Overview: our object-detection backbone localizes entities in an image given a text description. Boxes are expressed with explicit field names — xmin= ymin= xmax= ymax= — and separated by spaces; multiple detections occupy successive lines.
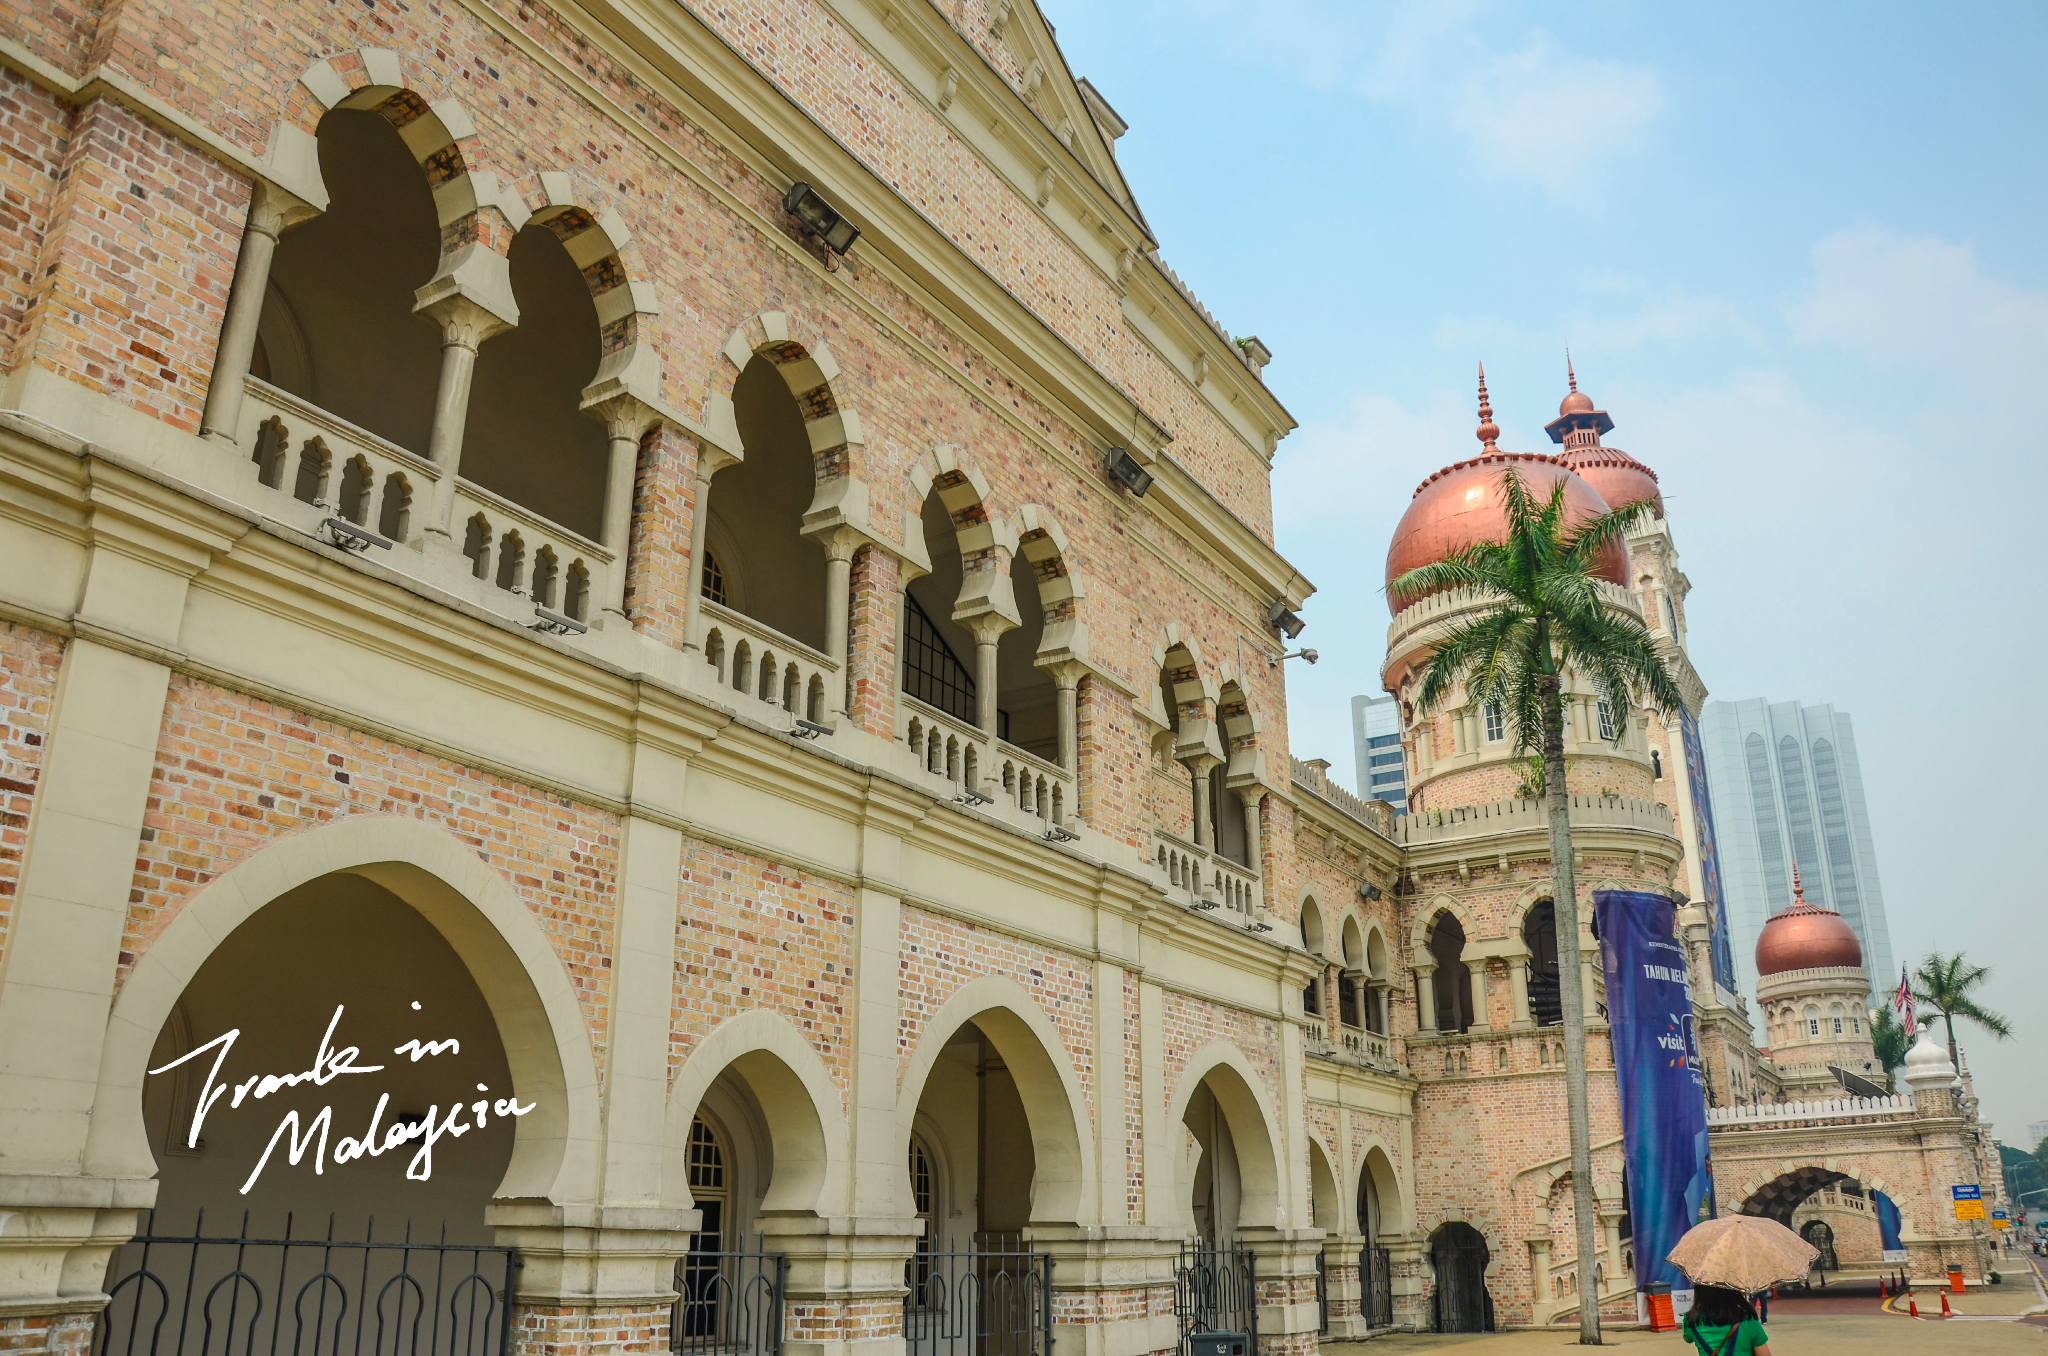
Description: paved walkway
xmin=1325 ymin=1313 xmax=2044 ymax=1353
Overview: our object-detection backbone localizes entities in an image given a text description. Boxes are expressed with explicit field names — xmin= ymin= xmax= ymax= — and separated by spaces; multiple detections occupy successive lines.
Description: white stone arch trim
xmin=1358 ymin=918 xmax=1393 ymax=981
xmin=1305 ymin=1128 xmax=1343 ymax=1234
xmin=1350 ymin=1134 xmax=1410 ymax=1238
xmin=1410 ymin=894 xmax=1479 ymax=962
xmin=499 ymin=171 xmax=666 ymax=405
xmin=1297 ymin=889 xmax=1327 ymax=958
xmin=664 ymin=1010 xmax=849 ymax=1216
xmin=269 ymin=48 xmax=525 ymax=327
xmin=894 ymin=974 xmax=1094 ymax=1227
xmin=85 ymin=814 xmax=603 ymax=1205
xmin=1166 ymin=1041 xmax=1287 ymax=1232
xmin=1339 ymin=914 xmax=1366 ymax=971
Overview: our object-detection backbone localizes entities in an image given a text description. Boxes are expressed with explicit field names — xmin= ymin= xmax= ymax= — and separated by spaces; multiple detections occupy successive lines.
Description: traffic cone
xmin=1909 ymin=1295 xmax=1920 ymax=1318
xmin=1941 ymin=1291 xmax=1952 ymax=1318
xmin=1879 ymin=1277 xmax=1888 ymax=1298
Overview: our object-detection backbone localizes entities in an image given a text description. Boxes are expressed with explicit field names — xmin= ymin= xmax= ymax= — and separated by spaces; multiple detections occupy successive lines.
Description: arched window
xmin=1483 ymin=701 xmax=1505 ymax=743
xmin=908 ymin=1134 xmax=938 ymax=1299
xmin=1804 ymin=1005 xmax=1821 ymax=1037
xmin=905 ymin=490 xmax=993 ymax=732
xmin=461 ymin=221 xmax=609 ymax=537
xmin=1596 ymin=700 xmax=1617 ymax=742
xmin=1829 ymin=1003 xmax=1844 ymax=1035
xmin=257 ymin=108 xmax=442 ymax=454
xmin=996 ymin=548 xmax=1058 ymax=761
xmin=1430 ymin=913 xmax=1471 ymax=1033
xmin=676 ymin=1114 xmax=731 ymax=1341
xmin=702 ymin=356 xmax=829 ymax=649
xmin=1651 ymin=749 xmax=1663 ymax=779
xmin=1522 ymin=901 xmax=1562 ymax=1027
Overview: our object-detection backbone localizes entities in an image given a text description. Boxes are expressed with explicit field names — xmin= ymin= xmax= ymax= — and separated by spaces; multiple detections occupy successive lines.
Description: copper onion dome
xmin=1754 ymin=867 xmax=1864 ymax=977
xmin=1384 ymin=366 xmax=1629 ymax=614
xmin=1544 ymin=359 xmax=1664 ymax=517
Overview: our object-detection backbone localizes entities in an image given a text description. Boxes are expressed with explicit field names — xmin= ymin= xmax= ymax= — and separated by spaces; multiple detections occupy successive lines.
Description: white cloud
xmin=1179 ymin=0 xmax=1664 ymax=193
xmin=1787 ymin=224 xmax=2048 ymax=391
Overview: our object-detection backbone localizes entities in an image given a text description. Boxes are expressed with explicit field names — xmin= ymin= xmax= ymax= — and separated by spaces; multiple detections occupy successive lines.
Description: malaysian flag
xmin=1893 ymin=965 xmax=1916 ymax=1036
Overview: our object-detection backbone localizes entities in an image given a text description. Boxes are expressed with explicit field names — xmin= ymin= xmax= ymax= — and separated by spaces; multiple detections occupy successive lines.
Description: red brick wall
xmin=0 ymin=70 xmax=68 ymax=374
xmin=13 ymin=97 xmax=245 ymax=433
xmin=125 ymin=677 xmax=622 ymax=1071
xmin=670 ymin=841 xmax=855 ymax=1093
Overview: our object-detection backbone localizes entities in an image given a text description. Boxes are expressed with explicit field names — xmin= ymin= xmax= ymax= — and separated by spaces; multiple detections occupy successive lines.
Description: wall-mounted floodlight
xmin=1248 ymin=919 xmax=1274 ymax=934
xmin=794 ymin=718 xmax=833 ymax=740
xmin=782 ymin=182 xmax=862 ymax=254
xmin=1267 ymin=601 xmax=1305 ymax=639
xmin=955 ymin=787 xmax=994 ymax=807
xmin=1105 ymin=447 xmax=1153 ymax=496
xmin=1189 ymin=897 xmax=1220 ymax=911
xmin=1360 ymin=882 xmax=1383 ymax=901
xmin=322 ymin=518 xmax=392 ymax=553
xmin=1270 ymin=648 xmax=1317 ymax=668
xmin=529 ymin=606 xmax=588 ymax=636
xmin=1044 ymin=823 xmax=1079 ymax=844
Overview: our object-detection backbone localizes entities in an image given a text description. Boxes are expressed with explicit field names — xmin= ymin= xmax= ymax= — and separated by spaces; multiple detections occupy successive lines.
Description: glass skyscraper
xmin=1699 ymin=698 xmax=1896 ymax=1001
xmin=1351 ymin=693 xmax=1407 ymax=809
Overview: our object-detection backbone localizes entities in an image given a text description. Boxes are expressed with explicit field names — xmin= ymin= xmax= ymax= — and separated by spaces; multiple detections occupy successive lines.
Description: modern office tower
xmin=1700 ymin=699 xmax=1896 ymax=1002
xmin=1352 ymin=693 xmax=1407 ymax=807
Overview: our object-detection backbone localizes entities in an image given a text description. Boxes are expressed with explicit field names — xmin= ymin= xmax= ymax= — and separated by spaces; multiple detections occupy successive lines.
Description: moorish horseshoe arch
xmin=1352 ymin=1135 xmax=1408 ymax=1237
xmin=663 ymin=1009 xmax=849 ymax=1216
xmin=85 ymin=814 xmax=605 ymax=1206
xmin=1166 ymin=1041 xmax=1288 ymax=1232
xmin=893 ymin=973 xmax=1094 ymax=1227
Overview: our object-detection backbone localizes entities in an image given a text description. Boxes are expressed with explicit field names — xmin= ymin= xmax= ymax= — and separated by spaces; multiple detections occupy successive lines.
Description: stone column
xmin=1414 ymin=963 xmax=1438 ymax=1034
xmin=964 ymin=613 xmax=1014 ymax=739
xmin=416 ymin=294 xmax=514 ymax=542
xmin=1509 ymin=953 xmax=1534 ymax=1029
xmin=1238 ymin=1227 xmax=1326 ymax=1356
xmin=1188 ymin=755 xmax=1219 ymax=849
xmin=1241 ymin=791 xmax=1265 ymax=877
xmin=1052 ymin=665 xmax=1080 ymax=772
xmin=679 ymin=441 xmax=741 ymax=651
xmin=580 ymin=387 xmax=661 ymax=624
xmin=1377 ymin=986 xmax=1392 ymax=1037
xmin=1469 ymin=964 xmax=1491 ymax=1033
xmin=1581 ymin=951 xmax=1601 ymax=1020
xmin=816 ymin=528 xmax=862 ymax=718
xmin=200 ymin=180 xmax=316 ymax=445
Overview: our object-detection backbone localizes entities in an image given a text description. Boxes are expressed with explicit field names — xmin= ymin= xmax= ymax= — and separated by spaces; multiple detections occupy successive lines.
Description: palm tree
xmin=1912 ymin=952 xmax=2012 ymax=1069
xmin=1390 ymin=464 xmax=1683 ymax=1345
xmin=1868 ymin=1004 xmax=1910 ymax=1088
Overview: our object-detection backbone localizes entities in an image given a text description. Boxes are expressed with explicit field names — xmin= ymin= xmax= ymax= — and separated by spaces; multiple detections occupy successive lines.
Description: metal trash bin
xmin=1187 ymin=1333 xmax=1249 ymax=1356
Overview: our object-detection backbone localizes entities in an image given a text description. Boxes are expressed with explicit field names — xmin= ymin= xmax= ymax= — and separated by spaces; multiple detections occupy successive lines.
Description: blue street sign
xmin=1953 ymin=1184 xmax=1983 ymax=1200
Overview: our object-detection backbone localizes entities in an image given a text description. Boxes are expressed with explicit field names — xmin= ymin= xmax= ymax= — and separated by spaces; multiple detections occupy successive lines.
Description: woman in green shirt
xmin=1681 ymin=1285 xmax=1771 ymax=1356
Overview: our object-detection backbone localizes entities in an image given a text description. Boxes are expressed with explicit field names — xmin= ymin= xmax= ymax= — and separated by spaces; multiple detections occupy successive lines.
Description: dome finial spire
xmin=1475 ymin=363 xmax=1500 ymax=451
xmin=1567 ymin=348 xmax=1578 ymax=393
xmin=1791 ymin=863 xmax=1806 ymax=905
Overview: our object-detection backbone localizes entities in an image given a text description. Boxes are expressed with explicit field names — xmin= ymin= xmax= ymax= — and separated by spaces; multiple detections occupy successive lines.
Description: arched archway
xmin=893 ymin=976 xmax=1093 ymax=1232
xmin=1521 ymin=899 xmax=1562 ymax=1026
xmin=663 ymin=1010 xmax=849 ymax=1219
xmin=1307 ymin=1136 xmax=1340 ymax=1234
xmin=1428 ymin=1222 xmax=1492 ymax=1332
xmin=1170 ymin=1046 xmax=1285 ymax=1239
xmin=702 ymin=352 xmax=831 ymax=650
xmin=1428 ymin=912 xmax=1473 ymax=1033
xmin=1739 ymin=1165 xmax=1854 ymax=1225
xmin=1357 ymin=1145 xmax=1399 ymax=1328
xmin=91 ymin=816 xmax=603 ymax=1208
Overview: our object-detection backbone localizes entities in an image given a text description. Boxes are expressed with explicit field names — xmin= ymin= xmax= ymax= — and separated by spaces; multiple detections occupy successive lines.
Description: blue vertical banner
xmin=1873 ymin=1190 xmax=1908 ymax=1262
xmin=1678 ymin=708 xmax=1738 ymax=996
xmin=1596 ymin=888 xmax=1714 ymax=1319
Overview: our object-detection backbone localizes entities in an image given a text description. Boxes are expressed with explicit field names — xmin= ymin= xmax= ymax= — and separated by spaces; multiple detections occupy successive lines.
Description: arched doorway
xmin=140 ymin=872 xmax=517 ymax=1237
xmin=1428 ymin=1223 xmax=1491 ymax=1332
xmin=1357 ymin=1151 xmax=1393 ymax=1328
xmin=1522 ymin=900 xmax=1562 ymax=1026
xmin=1802 ymin=1219 xmax=1838 ymax=1272
xmin=107 ymin=870 xmax=536 ymax=1356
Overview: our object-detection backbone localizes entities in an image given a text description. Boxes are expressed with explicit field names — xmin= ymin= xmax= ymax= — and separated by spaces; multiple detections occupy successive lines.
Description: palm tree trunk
xmin=1540 ymin=672 xmax=1602 ymax=1344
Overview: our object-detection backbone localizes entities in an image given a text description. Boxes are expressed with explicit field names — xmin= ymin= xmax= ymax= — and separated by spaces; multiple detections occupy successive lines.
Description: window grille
xmin=1664 ymin=595 xmax=1679 ymax=635
xmin=1483 ymin=702 xmax=1505 ymax=743
xmin=1596 ymin=700 xmax=1616 ymax=742
xmin=903 ymin=593 xmax=978 ymax=725
xmin=702 ymin=548 xmax=729 ymax=606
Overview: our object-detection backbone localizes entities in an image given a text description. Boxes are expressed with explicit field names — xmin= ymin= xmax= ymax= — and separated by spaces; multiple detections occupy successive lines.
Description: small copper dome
xmin=1755 ymin=868 xmax=1864 ymax=976
xmin=1559 ymin=388 xmax=1596 ymax=416
xmin=1384 ymin=452 xmax=1629 ymax=613
xmin=1557 ymin=445 xmax=1664 ymax=519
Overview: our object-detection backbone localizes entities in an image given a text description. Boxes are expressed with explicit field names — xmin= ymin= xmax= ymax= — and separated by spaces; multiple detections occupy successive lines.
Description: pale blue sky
xmin=1045 ymin=2 xmax=2048 ymax=1141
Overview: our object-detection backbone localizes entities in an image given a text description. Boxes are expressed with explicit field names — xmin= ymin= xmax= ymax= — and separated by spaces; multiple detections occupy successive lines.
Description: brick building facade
xmin=0 ymin=0 xmax=2002 ymax=1351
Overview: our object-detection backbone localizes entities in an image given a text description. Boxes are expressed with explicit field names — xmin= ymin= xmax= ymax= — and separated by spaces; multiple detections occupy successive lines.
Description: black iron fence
xmin=671 ymin=1243 xmax=785 ymax=1356
xmin=95 ymin=1212 xmax=519 ymax=1356
xmin=1173 ymin=1243 xmax=1255 ymax=1355
xmin=903 ymin=1235 xmax=1052 ymax=1356
xmin=1313 ymin=1251 xmax=1327 ymax=1335
xmin=1360 ymin=1246 xmax=1392 ymax=1329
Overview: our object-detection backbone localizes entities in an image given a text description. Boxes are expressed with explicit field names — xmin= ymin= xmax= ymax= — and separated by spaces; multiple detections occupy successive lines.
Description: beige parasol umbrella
xmin=1667 ymin=1215 xmax=1821 ymax=1295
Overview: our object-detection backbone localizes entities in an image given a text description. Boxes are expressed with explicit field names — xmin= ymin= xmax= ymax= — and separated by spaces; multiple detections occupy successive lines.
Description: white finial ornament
xmin=1899 ymin=1017 xmax=1959 ymax=1094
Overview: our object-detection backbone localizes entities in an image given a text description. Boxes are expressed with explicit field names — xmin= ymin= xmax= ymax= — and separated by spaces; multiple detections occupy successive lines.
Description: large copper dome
xmin=1557 ymin=446 xmax=1664 ymax=519
xmin=1755 ymin=870 xmax=1864 ymax=976
xmin=1384 ymin=452 xmax=1629 ymax=613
